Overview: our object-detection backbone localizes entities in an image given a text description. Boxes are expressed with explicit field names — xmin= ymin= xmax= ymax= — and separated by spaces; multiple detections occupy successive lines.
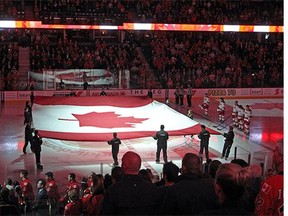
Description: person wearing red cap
xmin=221 ymin=126 xmax=235 ymax=160
xmin=101 ymin=151 xmax=158 ymax=215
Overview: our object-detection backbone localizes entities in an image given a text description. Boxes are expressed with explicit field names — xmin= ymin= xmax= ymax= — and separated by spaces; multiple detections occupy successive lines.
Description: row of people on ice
xmin=232 ymin=100 xmax=252 ymax=135
xmin=198 ymin=94 xmax=252 ymax=135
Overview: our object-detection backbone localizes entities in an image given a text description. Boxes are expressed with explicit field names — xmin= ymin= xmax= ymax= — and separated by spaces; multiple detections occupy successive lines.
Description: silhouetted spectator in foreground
xmin=156 ymin=161 xmax=179 ymax=214
xmin=255 ymin=141 xmax=283 ymax=216
xmin=163 ymin=153 xmax=219 ymax=215
xmin=0 ymin=187 xmax=21 ymax=215
xmin=231 ymin=158 xmax=249 ymax=167
xmin=139 ymin=169 xmax=152 ymax=183
xmin=111 ymin=166 xmax=123 ymax=185
xmin=208 ymin=160 xmax=222 ymax=180
xmin=199 ymin=163 xmax=253 ymax=215
xmin=101 ymin=151 xmax=158 ymax=215
xmin=245 ymin=164 xmax=264 ymax=212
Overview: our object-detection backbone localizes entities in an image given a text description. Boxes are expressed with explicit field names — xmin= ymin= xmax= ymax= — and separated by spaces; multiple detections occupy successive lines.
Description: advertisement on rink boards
xmin=4 ymin=88 xmax=284 ymax=101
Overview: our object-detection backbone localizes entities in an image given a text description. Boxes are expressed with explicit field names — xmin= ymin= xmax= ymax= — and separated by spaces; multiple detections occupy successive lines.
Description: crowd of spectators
xmin=130 ymin=0 xmax=283 ymax=25
xmin=0 ymin=29 xmax=33 ymax=91
xmin=0 ymin=0 xmax=24 ymax=20
xmin=28 ymin=30 xmax=155 ymax=89
xmin=34 ymin=0 xmax=131 ymax=24
xmin=0 ymin=28 xmax=283 ymax=91
xmin=33 ymin=0 xmax=283 ymax=25
xmin=146 ymin=31 xmax=283 ymax=88
xmin=0 ymin=0 xmax=284 ymax=91
xmin=30 ymin=31 xmax=132 ymax=71
xmin=0 ymin=146 xmax=283 ymax=215
xmin=0 ymin=42 xmax=19 ymax=91
xmin=0 ymin=0 xmax=283 ymax=25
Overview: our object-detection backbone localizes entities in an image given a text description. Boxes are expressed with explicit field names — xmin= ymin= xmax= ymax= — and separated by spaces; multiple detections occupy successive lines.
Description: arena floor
xmin=0 ymin=97 xmax=283 ymax=195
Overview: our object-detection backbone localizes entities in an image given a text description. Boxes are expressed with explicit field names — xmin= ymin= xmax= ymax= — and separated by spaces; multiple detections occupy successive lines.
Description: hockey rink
xmin=0 ymin=97 xmax=283 ymax=194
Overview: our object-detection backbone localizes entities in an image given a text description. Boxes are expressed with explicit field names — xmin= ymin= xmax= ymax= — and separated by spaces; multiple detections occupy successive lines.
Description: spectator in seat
xmin=32 ymin=178 xmax=49 ymax=216
xmin=101 ymin=151 xmax=158 ymax=215
xmin=200 ymin=163 xmax=253 ymax=215
xmin=163 ymin=153 xmax=219 ymax=215
xmin=64 ymin=189 xmax=81 ymax=216
xmin=0 ymin=187 xmax=21 ymax=215
xmin=156 ymin=161 xmax=180 ymax=214
xmin=255 ymin=141 xmax=283 ymax=216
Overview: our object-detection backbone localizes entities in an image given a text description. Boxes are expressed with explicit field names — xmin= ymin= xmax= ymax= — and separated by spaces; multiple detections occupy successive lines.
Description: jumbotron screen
xmin=0 ymin=20 xmax=283 ymax=32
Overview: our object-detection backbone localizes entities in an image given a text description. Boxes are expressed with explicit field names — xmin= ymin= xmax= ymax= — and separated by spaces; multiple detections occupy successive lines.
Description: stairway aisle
xmin=135 ymin=47 xmax=162 ymax=88
xmin=18 ymin=47 xmax=30 ymax=89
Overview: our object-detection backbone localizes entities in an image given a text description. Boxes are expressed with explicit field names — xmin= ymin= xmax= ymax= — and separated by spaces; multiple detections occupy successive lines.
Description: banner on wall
xmin=4 ymin=88 xmax=283 ymax=101
xmin=28 ymin=69 xmax=114 ymax=90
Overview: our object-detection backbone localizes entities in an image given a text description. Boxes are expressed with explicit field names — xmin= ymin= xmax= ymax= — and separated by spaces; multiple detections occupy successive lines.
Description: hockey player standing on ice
xmin=199 ymin=93 xmax=210 ymax=116
xmin=244 ymin=105 xmax=252 ymax=135
xmin=232 ymin=101 xmax=239 ymax=126
xmin=217 ymin=98 xmax=226 ymax=123
xmin=237 ymin=105 xmax=245 ymax=131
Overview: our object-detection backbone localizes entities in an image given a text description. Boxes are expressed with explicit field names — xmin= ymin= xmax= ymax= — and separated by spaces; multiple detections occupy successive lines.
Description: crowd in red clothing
xmin=0 ymin=145 xmax=283 ymax=215
xmin=131 ymin=0 xmax=283 ymax=25
xmin=0 ymin=0 xmax=24 ymax=20
xmin=0 ymin=0 xmax=283 ymax=91
xmin=0 ymin=0 xmax=283 ymax=26
xmin=33 ymin=0 xmax=283 ymax=25
xmin=146 ymin=31 xmax=283 ymax=88
xmin=30 ymin=31 xmax=134 ymax=71
xmin=0 ymin=29 xmax=283 ymax=91
xmin=34 ymin=0 xmax=129 ymax=24
xmin=0 ymin=42 xmax=19 ymax=91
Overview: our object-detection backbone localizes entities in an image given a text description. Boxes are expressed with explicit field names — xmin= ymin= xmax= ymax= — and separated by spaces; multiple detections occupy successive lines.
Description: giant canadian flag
xmin=33 ymin=96 xmax=219 ymax=141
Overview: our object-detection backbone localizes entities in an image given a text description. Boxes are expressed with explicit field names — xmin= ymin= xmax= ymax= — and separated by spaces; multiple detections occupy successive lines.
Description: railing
xmin=234 ymin=146 xmax=272 ymax=173
xmin=234 ymin=146 xmax=252 ymax=165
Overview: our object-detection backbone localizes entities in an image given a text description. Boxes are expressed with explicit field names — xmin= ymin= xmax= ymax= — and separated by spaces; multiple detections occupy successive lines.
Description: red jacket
xmin=81 ymin=193 xmax=92 ymax=214
xmin=86 ymin=194 xmax=104 ymax=215
xmin=67 ymin=181 xmax=79 ymax=193
xmin=46 ymin=179 xmax=60 ymax=202
xmin=20 ymin=178 xmax=34 ymax=203
xmin=64 ymin=200 xmax=81 ymax=216
xmin=255 ymin=174 xmax=283 ymax=216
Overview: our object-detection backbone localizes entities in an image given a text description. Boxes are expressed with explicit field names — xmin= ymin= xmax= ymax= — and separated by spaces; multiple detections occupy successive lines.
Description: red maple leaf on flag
xmin=72 ymin=112 xmax=149 ymax=128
